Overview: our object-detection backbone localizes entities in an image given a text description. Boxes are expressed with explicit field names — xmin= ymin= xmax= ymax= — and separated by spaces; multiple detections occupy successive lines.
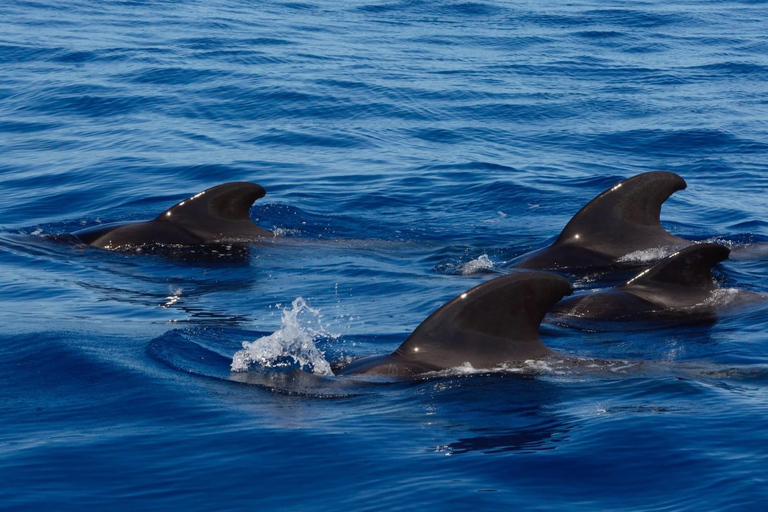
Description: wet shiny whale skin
xmin=512 ymin=172 xmax=693 ymax=270
xmin=73 ymin=182 xmax=272 ymax=250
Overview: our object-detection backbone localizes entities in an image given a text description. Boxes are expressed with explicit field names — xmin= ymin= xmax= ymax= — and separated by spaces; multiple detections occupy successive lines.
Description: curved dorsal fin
xmin=156 ymin=182 xmax=270 ymax=239
xmin=395 ymin=272 xmax=573 ymax=369
xmin=626 ymin=243 xmax=730 ymax=289
xmin=554 ymin=171 xmax=688 ymax=255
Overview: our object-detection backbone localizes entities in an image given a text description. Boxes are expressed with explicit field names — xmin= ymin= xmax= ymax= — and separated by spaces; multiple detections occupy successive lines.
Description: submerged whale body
xmin=73 ymin=182 xmax=272 ymax=250
xmin=513 ymin=171 xmax=693 ymax=270
xmin=335 ymin=272 xmax=573 ymax=377
xmin=551 ymin=243 xmax=731 ymax=321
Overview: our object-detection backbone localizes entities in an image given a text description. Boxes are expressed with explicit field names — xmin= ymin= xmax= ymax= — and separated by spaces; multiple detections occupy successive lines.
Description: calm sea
xmin=2 ymin=0 xmax=768 ymax=509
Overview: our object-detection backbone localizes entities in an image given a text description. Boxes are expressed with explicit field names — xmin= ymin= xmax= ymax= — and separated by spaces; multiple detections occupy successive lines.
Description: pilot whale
xmin=512 ymin=171 xmax=693 ymax=270
xmin=550 ymin=243 xmax=733 ymax=321
xmin=335 ymin=272 xmax=573 ymax=377
xmin=73 ymin=182 xmax=272 ymax=249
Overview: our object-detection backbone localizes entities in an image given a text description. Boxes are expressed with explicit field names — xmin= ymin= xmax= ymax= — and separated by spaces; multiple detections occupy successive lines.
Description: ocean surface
xmin=2 ymin=0 xmax=768 ymax=509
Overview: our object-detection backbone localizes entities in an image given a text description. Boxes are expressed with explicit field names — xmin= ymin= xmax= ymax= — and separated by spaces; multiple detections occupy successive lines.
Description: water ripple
xmin=2 ymin=0 xmax=768 ymax=508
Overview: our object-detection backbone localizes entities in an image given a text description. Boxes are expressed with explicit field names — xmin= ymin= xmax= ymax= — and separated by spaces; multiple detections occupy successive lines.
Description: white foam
xmin=459 ymin=254 xmax=494 ymax=275
xmin=272 ymin=227 xmax=301 ymax=237
xmin=230 ymin=297 xmax=334 ymax=375
xmin=701 ymin=288 xmax=744 ymax=308
xmin=701 ymin=237 xmax=736 ymax=248
xmin=617 ymin=246 xmax=677 ymax=263
xmin=427 ymin=358 xmax=571 ymax=378
xmin=161 ymin=288 xmax=183 ymax=308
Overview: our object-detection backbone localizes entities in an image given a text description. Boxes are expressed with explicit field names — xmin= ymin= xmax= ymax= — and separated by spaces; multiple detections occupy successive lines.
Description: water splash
xmin=161 ymin=287 xmax=183 ymax=309
xmin=272 ymin=227 xmax=303 ymax=237
xmin=459 ymin=254 xmax=495 ymax=275
xmin=231 ymin=298 xmax=334 ymax=375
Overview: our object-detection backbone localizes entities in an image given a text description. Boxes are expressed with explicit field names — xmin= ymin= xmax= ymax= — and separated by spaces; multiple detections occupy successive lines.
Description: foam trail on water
xmin=231 ymin=298 xmax=334 ymax=375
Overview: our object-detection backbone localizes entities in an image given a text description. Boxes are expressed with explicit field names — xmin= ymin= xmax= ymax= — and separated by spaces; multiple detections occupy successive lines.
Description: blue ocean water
xmin=2 ymin=0 xmax=768 ymax=509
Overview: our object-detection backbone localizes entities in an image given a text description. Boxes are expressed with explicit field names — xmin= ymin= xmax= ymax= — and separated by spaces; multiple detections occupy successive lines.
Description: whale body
xmin=550 ymin=243 xmax=732 ymax=321
xmin=73 ymin=182 xmax=272 ymax=250
xmin=512 ymin=171 xmax=693 ymax=270
xmin=335 ymin=272 xmax=573 ymax=377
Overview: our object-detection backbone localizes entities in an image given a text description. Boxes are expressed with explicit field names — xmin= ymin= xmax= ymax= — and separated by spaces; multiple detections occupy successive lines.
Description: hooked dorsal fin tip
xmin=158 ymin=182 xmax=267 ymax=223
xmin=554 ymin=171 xmax=687 ymax=249
xmin=395 ymin=272 xmax=573 ymax=367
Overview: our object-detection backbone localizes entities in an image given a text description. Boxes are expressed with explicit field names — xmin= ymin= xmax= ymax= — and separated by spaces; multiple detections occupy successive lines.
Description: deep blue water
xmin=2 ymin=0 xmax=768 ymax=509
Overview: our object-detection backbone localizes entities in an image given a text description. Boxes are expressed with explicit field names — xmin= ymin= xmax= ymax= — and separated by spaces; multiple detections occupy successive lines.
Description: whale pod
xmin=73 ymin=182 xmax=272 ymax=249
xmin=513 ymin=171 xmax=693 ymax=270
xmin=551 ymin=243 xmax=731 ymax=321
xmin=336 ymin=272 xmax=573 ymax=377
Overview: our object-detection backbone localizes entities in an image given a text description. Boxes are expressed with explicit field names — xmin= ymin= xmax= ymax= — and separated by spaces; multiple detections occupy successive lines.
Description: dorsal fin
xmin=626 ymin=243 xmax=730 ymax=289
xmin=395 ymin=272 xmax=573 ymax=369
xmin=156 ymin=182 xmax=270 ymax=240
xmin=554 ymin=171 xmax=689 ymax=256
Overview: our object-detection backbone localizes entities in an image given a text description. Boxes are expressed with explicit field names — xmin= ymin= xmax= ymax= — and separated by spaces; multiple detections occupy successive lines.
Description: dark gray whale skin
xmin=512 ymin=171 xmax=693 ymax=270
xmin=335 ymin=272 xmax=573 ymax=377
xmin=73 ymin=182 xmax=272 ymax=249
xmin=550 ymin=243 xmax=730 ymax=321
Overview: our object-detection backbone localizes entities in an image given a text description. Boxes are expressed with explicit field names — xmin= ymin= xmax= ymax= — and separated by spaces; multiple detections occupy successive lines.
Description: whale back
xmin=551 ymin=243 xmax=731 ymax=320
xmin=625 ymin=243 xmax=730 ymax=290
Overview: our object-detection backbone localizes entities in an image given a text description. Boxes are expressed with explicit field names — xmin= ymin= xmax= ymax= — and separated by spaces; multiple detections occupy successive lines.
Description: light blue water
xmin=2 ymin=1 xmax=768 ymax=509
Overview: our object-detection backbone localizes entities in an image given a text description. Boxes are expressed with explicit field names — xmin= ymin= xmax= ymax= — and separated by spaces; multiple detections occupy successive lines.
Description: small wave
xmin=231 ymin=298 xmax=335 ymax=375
xmin=146 ymin=329 xmax=356 ymax=397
